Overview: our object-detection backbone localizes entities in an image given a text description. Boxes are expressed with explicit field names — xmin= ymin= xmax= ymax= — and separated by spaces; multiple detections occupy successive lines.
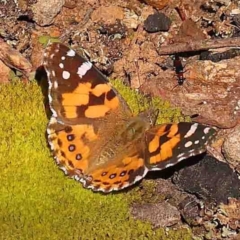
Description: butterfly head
xmin=138 ymin=108 xmax=159 ymax=127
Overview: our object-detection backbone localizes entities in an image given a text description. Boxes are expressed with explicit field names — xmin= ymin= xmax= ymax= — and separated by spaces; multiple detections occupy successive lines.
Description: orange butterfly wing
xmin=44 ymin=43 xmax=217 ymax=193
xmin=145 ymin=122 xmax=217 ymax=170
xmin=43 ymin=43 xmax=130 ymax=124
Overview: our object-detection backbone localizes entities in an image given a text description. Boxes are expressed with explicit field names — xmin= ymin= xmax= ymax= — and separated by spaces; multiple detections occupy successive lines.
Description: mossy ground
xmin=0 ymin=79 xmax=192 ymax=240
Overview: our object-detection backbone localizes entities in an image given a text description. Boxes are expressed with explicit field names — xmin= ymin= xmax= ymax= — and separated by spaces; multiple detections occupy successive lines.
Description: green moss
xmin=111 ymin=79 xmax=190 ymax=123
xmin=9 ymin=70 xmax=21 ymax=82
xmin=0 ymin=80 xmax=192 ymax=239
xmin=38 ymin=35 xmax=60 ymax=47
xmin=125 ymin=180 xmax=161 ymax=205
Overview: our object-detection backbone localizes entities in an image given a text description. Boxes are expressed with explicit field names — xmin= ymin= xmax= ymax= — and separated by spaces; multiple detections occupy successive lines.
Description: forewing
xmin=43 ymin=43 xmax=131 ymax=124
xmin=145 ymin=122 xmax=217 ymax=170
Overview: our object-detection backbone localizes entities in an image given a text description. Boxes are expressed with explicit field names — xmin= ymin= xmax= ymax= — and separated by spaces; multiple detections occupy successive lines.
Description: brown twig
xmin=0 ymin=39 xmax=32 ymax=76
xmin=158 ymin=37 xmax=240 ymax=55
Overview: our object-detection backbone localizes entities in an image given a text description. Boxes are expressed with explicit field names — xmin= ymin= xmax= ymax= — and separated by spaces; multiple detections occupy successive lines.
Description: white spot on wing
xmin=151 ymin=167 xmax=162 ymax=171
xmin=46 ymin=128 xmax=52 ymax=135
xmin=49 ymin=103 xmax=57 ymax=118
xmin=184 ymin=123 xmax=198 ymax=138
xmin=74 ymin=175 xmax=80 ymax=181
xmin=194 ymin=140 xmax=200 ymax=144
xmin=204 ymin=127 xmax=210 ymax=134
xmin=52 ymin=70 xmax=55 ymax=77
xmin=62 ymin=71 xmax=70 ymax=79
xmin=77 ymin=62 xmax=92 ymax=78
xmin=59 ymin=166 xmax=68 ymax=174
xmin=53 ymin=81 xmax=58 ymax=89
xmin=48 ymin=79 xmax=52 ymax=88
xmin=133 ymin=167 xmax=148 ymax=184
xmin=46 ymin=70 xmax=50 ymax=77
xmin=67 ymin=49 xmax=75 ymax=57
xmin=80 ymin=178 xmax=86 ymax=184
xmin=61 ymin=56 xmax=65 ymax=61
xmin=48 ymin=94 xmax=53 ymax=103
xmin=188 ymin=149 xmax=195 ymax=153
xmin=185 ymin=141 xmax=193 ymax=148
xmin=166 ymin=163 xmax=175 ymax=168
xmin=59 ymin=63 xmax=64 ymax=69
xmin=177 ymin=153 xmax=185 ymax=158
xmin=177 ymin=156 xmax=187 ymax=162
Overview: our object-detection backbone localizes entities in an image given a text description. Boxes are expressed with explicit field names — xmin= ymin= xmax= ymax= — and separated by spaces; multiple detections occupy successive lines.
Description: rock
xmin=177 ymin=19 xmax=206 ymax=42
xmin=99 ymin=20 xmax=127 ymax=37
xmin=217 ymin=198 xmax=240 ymax=231
xmin=91 ymin=6 xmax=124 ymax=25
xmin=0 ymin=60 xmax=10 ymax=83
xmin=144 ymin=12 xmax=171 ymax=33
xmin=172 ymin=155 xmax=240 ymax=204
xmin=122 ymin=9 xmax=140 ymax=29
xmin=140 ymin=56 xmax=240 ymax=129
xmin=232 ymin=13 xmax=240 ymax=29
xmin=200 ymin=49 xmax=240 ymax=62
xmin=31 ymin=0 xmax=65 ymax=26
xmin=154 ymin=178 xmax=202 ymax=226
xmin=0 ymin=40 xmax=32 ymax=76
xmin=200 ymin=198 xmax=240 ymax=239
xmin=142 ymin=0 xmax=170 ymax=10
xmin=112 ymin=36 xmax=163 ymax=89
xmin=131 ymin=201 xmax=181 ymax=228
xmin=223 ymin=125 xmax=240 ymax=172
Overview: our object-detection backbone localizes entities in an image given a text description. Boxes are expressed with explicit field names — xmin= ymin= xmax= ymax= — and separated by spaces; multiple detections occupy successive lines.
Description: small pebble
xmin=144 ymin=12 xmax=171 ymax=33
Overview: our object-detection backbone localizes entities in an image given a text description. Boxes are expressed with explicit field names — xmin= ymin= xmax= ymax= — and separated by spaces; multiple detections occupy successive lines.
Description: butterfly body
xmin=43 ymin=43 xmax=216 ymax=193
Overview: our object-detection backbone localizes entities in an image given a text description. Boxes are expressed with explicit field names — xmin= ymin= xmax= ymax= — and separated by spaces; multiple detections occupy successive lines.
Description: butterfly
xmin=43 ymin=43 xmax=217 ymax=193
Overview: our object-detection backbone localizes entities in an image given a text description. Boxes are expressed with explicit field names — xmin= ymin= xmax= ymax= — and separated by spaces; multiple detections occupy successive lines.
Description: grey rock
xmin=32 ymin=0 xmax=65 ymax=26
